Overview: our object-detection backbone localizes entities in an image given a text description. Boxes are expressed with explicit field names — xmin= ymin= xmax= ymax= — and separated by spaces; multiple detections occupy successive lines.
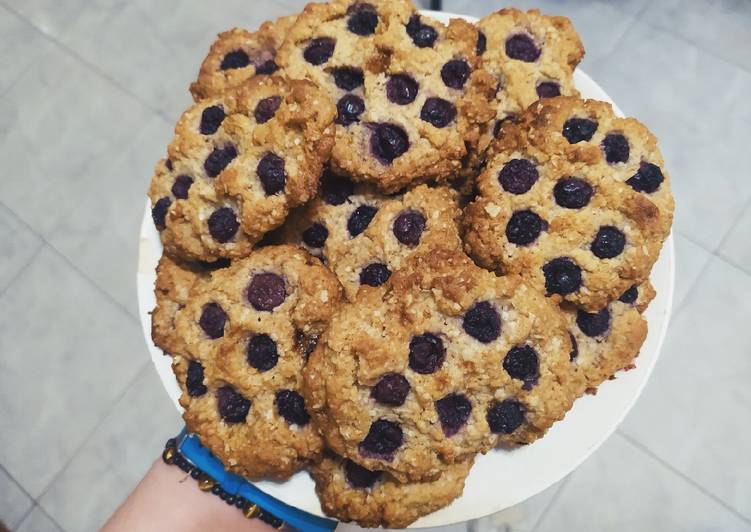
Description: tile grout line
xmin=10 ymin=505 xmax=35 ymax=532
xmin=616 ymin=430 xmax=751 ymax=526
xmin=528 ymin=474 xmax=574 ymax=532
xmin=0 ymin=462 xmax=36 ymax=530
xmin=13 ymin=503 xmax=67 ymax=532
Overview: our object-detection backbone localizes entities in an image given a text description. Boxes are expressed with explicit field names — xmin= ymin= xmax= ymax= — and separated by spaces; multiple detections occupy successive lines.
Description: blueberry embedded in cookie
xmin=148 ymin=75 xmax=336 ymax=262
xmin=310 ymin=453 xmax=473 ymax=528
xmin=463 ymin=96 xmax=673 ymax=311
xmin=172 ymin=245 xmax=344 ymax=480
xmin=303 ymin=248 xmax=581 ymax=482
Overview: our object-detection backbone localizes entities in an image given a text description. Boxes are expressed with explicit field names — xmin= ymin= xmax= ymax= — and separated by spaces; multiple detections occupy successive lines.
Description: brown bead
xmin=197 ymin=476 xmax=215 ymax=492
xmin=244 ymin=504 xmax=260 ymax=519
xmin=162 ymin=447 xmax=175 ymax=465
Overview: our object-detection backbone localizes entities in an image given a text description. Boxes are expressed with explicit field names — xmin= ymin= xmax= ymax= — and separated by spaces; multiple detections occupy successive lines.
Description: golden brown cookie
xmin=171 ymin=245 xmax=344 ymax=480
xmin=310 ymin=453 xmax=473 ymax=528
xmin=304 ymin=248 xmax=580 ymax=482
xmin=190 ymin=15 xmax=297 ymax=100
xmin=280 ymin=172 xmax=462 ymax=300
xmin=148 ymin=75 xmax=336 ymax=262
xmin=463 ymin=97 xmax=673 ymax=311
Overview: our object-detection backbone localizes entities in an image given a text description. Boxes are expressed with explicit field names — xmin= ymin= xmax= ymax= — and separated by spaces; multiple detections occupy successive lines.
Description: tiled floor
xmin=0 ymin=0 xmax=749 ymax=530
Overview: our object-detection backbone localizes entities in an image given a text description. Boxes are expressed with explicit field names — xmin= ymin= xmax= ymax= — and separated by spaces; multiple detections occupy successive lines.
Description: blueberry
xmin=186 ymin=360 xmax=207 ymax=396
xmin=347 ymin=3 xmax=378 ymax=36
xmin=216 ymin=386 xmax=251 ymax=423
xmin=619 ymin=285 xmax=638 ymax=304
xmin=562 ymin=118 xmax=598 ymax=144
xmin=255 ymin=59 xmax=279 ymax=75
xmin=295 ymin=330 xmax=320 ymax=360
xmin=336 ymin=94 xmax=365 ymax=126
xmin=503 ymin=345 xmax=539 ymax=389
xmin=199 ymin=105 xmax=225 ymax=135
xmin=371 ymin=373 xmax=410 ymax=406
xmin=420 ymin=97 xmax=456 ymax=128
xmin=476 ymin=31 xmax=487 ymax=55
xmin=347 ymin=204 xmax=378 ymax=237
xmin=275 ymin=389 xmax=310 ymax=426
xmin=370 ymin=123 xmax=409 ymax=164
xmin=576 ymin=308 xmax=610 ymax=337
xmin=321 ymin=171 xmax=354 ymax=205
xmin=257 ymin=152 xmax=286 ymax=195
xmin=220 ymin=50 xmax=250 ymax=70
xmin=441 ymin=59 xmax=471 ymax=90
xmin=591 ymin=226 xmax=626 ymax=259
xmin=487 ymin=399 xmax=525 ymax=434
xmin=553 ymin=177 xmax=593 ymax=209
xmin=165 ymin=159 xmax=173 ymax=171
xmin=358 ymin=419 xmax=403 ymax=458
xmin=627 ymin=162 xmax=664 ymax=193
xmin=204 ymin=145 xmax=237 ymax=177
xmin=406 ymin=14 xmax=438 ymax=48
xmin=569 ymin=332 xmax=578 ymax=361
xmin=246 ymin=333 xmax=279 ymax=371
xmin=254 ymin=96 xmax=282 ymax=124
xmin=303 ymin=37 xmax=335 ymax=65
xmin=536 ymin=81 xmax=560 ymax=98
xmin=332 ymin=67 xmax=364 ymax=90
xmin=542 ymin=258 xmax=582 ymax=295
xmin=505 ymin=34 xmax=540 ymax=62
xmin=199 ymin=302 xmax=227 ymax=339
xmin=506 ymin=210 xmax=545 ymax=246
xmin=386 ymin=74 xmax=418 ymax=105
xmin=344 ymin=459 xmax=381 ymax=489
xmin=498 ymin=158 xmax=538 ymax=194
xmin=171 ymin=174 xmax=193 ymax=200
xmin=152 ymin=197 xmax=171 ymax=230
xmin=207 ymin=207 xmax=239 ymax=243
xmin=463 ymin=301 xmax=501 ymax=343
xmin=360 ymin=263 xmax=391 ymax=287
xmin=602 ymin=133 xmax=630 ymax=163
xmin=435 ymin=393 xmax=472 ymax=437
xmin=408 ymin=333 xmax=445 ymax=374
xmin=393 ymin=210 xmax=426 ymax=246
xmin=302 ymin=223 xmax=328 ymax=248
xmin=247 ymin=272 xmax=286 ymax=311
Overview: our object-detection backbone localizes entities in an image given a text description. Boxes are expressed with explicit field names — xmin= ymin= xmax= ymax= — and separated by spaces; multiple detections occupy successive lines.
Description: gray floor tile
xmin=673 ymin=232 xmax=712 ymax=310
xmin=40 ymin=364 xmax=180 ymax=532
xmin=469 ymin=481 xmax=561 ymax=532
xmin=14 ymin=506 xmax=63 ymax=532
xmin=0 ymin=43 xmax=154 ymax=237
xmin=619 ymin=256 xmax=751 ymax=520
xmin=0 ymin=466 xmax=33 ymax=530
xmin=536 ymin=433 xmax=751 ymax=532
xmin=0 ymin=4 xmax=52 ymax=97
xmin=0 ymin=246 xmax=147 ymax=498
xmin=0 ymin=204 xmax=43 ymax=296
xmin=47 ymin=116 xmax=173 ymax=316
xmin=587 ymin=24 xmax=751 ymax=252
xmin=59 ymin=0 xmax=309 ymax=123
xmin=719 ymin=200 xmax=751 ymax=276
xmin=642 ymin=0 xmax=751 ymax=73
xmin=1 ymin=0 xmax=90 ymax=38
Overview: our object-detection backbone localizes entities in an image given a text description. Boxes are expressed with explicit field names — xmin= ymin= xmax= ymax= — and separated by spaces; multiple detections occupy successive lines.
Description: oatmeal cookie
xmin=277 ymin=0 xmax=495 ymax=193
xmin=148 ymin=75 xmax=336 ymax=262
xmin=463 ymin=97 xmax=673 ymax=311
xmin=172 ymin=245 xmax=343 ymax=479
xmin=304 ymin=248 xmax=580 ymax=482
xmin=190 ymin=15 xmax=297 ymax=100
xmin=311 ymin=453 xmax=473 ymax=528
xmin=280 ymin=172 xmax=462 ymax=300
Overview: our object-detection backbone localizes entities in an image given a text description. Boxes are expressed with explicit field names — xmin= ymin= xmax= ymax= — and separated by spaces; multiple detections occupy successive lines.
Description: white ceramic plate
xmin=137 ymin=10 xmax=675 ymax=528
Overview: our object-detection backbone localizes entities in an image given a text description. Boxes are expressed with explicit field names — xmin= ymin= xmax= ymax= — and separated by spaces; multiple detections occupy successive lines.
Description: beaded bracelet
xmin=162 ymin=437 xmax=285 ymax=529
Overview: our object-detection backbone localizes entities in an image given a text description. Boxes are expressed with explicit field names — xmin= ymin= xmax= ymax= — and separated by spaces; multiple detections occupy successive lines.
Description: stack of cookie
xmin=148 ymin=0 xmax=674 ymax=527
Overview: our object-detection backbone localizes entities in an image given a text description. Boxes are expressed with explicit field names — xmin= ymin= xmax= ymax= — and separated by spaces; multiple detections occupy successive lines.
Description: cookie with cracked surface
xmin=278 ymin=0 xmax=495 ymax=193
xmin=304 ymin=248 xmax=580 ymax=482
xmin=148 ymin=75 xmax=336 ymax=262
xmin=280 ymin=173 xmax=462 ymax=300
xmin=566 ymin=281 xmax=655 ymax=395
xmin=173 ymin=245 xmax=344 ymax=479
xmin=190 ymin=15 xmax=297 ymax=100
xmin=310 ymin=453 xmax=473 ymax=528
xmin=463 ymin=97 xmax=673 ymax=311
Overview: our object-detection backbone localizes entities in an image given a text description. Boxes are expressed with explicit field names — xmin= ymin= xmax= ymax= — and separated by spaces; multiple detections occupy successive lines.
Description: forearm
xmin=102 ymin=459 xmax=275 ymax=532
